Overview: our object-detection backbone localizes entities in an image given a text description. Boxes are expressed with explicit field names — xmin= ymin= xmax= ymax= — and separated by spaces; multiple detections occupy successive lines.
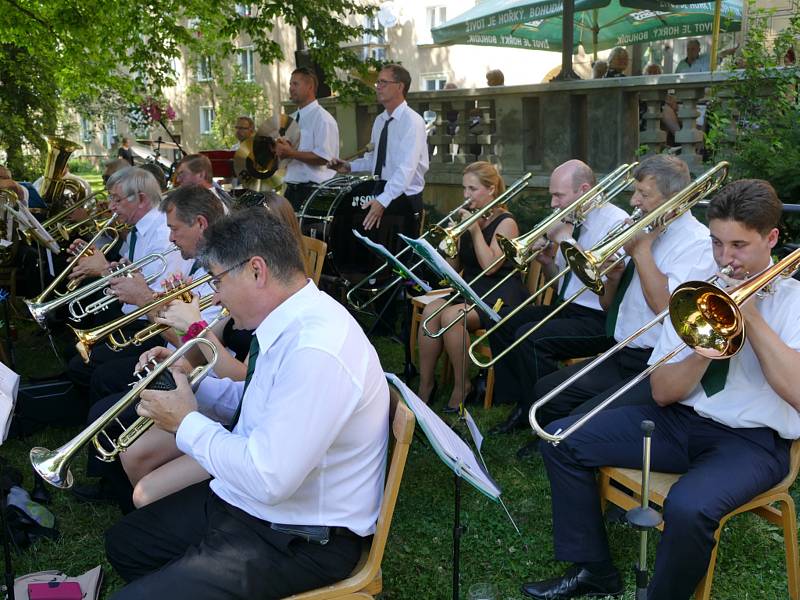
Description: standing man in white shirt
xmin=329 ymin=63 xmax=428 ymax=236
xmin=524 ymin=179 xmax=800 ymax=600
xmin=517 ymin=156 xmax=717 ymax=456
xmin=489 ymin=160 xmax=628 ymax=434
xmin=276 ymin=67 xmax=339 ymax=211
xmin=106 ymin=207 xmax=389 ymax=599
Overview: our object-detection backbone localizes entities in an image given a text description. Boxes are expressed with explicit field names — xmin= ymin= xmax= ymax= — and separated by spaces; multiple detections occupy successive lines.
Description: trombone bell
xmin=669 ymin=281 xmax=744 ymax=359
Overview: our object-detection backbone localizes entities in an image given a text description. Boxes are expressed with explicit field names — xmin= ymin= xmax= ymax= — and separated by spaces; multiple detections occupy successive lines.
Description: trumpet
xmin=30 ymin=336 xmax=219 ymax=488
xmin=421 ymin=163 xmax=638 ymax=339
xmin=345 ymin=172 xmax=533 ymax=311
xmin=24 ymin=213 xmax=120 ymax=326
xmin=468 ymin=161 xmax=729 ymax=369
xmin=70 ymin=274 xmax=215 ymax=362
xmin=529 ymin=249 xmax=800 ymax=445
xmin=25 ymin=245 xmax=180 ymax=325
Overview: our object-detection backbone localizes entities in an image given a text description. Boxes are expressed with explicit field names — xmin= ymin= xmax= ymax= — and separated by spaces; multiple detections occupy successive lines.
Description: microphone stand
xmin=626 ymin=420 xmax=662 ymax=599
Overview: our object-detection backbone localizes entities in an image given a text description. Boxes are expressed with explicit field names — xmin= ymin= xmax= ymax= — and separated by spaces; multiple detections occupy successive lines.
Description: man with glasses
xmin=231 ymin=116 xmax=255 ymax=151
xmin=329 ymin=64 xmax=428 ymax=234
xmin=106 ymin=207 xmax=389 ymax=599
xmin=276 ymin=67 xmax=339 ymax=211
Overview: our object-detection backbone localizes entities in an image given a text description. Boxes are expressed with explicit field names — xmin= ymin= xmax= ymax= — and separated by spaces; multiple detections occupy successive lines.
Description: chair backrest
xmin=774 ymin=439 xmax=800 ymax=492
xmin=525 ymin=261 xmax=556 ymax=306
xmin=302 ymin=235 xmax=327 ymax=285
xmin=357 ymin=384 xmax=415 ymax=581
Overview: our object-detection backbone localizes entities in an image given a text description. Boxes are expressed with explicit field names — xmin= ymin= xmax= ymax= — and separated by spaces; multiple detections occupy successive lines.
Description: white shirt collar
xmin=297 ymin=100 xmax=319 ymax=119
xmin=254 ymin=279 xmax=317 ymax=355
xmin=133 ymin=206 xmax=162 ymax=236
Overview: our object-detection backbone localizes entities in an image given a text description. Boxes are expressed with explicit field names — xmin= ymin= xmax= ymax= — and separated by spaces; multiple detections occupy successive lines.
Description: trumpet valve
xmin=180 ymin=292 xmax=193 ymax=303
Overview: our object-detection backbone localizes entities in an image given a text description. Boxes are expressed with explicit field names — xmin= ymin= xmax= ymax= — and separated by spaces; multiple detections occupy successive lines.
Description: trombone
xmin=41 ymin=188 xmax=109 ymax=234
xmin=25 ymin=245 xmax=180 ymax=325
xmin=529 ymin=248 xmax=800 ymax=445
xmin=468 ymin=161 xmax=730 ymax=369
xmin=345 ymin=172 xmax=533 ymax=311
xmin=70 ymin=275 xmax=215 ymax=363
xmin=421 ymin=163 xmax=638 ymax=339
xmin=30 ymin=335 xmax=219 ymax=488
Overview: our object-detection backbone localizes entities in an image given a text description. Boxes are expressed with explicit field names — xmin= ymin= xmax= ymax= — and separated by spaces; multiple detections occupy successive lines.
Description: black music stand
xmin=387 ymin=374 xmax=502 ymax=600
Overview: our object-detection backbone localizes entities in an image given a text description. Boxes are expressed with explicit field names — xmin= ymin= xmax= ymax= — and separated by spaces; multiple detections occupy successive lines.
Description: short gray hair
xmin=633 ymin=155 xmax=691 ymax=198
xmin=106 ymin=167 xmax=161 ymax=207
xmin=199 ymin=207 xmax=305 ymax=284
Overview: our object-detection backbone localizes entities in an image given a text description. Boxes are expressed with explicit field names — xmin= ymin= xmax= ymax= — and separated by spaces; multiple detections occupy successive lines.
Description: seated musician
xmin=489 ymin=159 xmax=627 ymax=434
xmin=329 ymin=64 xmax=428 ymax=235
xmin=417 ymin=162 xmax=528 ymax=411
xmin=105 ymin=207 xmax=389 ymax=599
xmin=174 ymin=153 xmax=233 ymax=209
xmin=523 ymin=179 xmax=800 ymax=600
xmin=512 ymin=155 xmax=717 ymax=458
xmin=66 ymin=167 xmax=192 ymax=399
xmin=0 ymin=165 xmax=46 ymax=211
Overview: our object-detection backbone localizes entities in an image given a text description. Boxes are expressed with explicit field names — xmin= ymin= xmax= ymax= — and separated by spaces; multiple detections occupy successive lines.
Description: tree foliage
xmin=0 ymin=0 xmax=378 ymax=173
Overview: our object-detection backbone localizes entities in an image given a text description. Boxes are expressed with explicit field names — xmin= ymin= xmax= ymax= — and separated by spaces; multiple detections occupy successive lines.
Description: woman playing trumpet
xmin=417 ymin=161 xmax=528 ymax=411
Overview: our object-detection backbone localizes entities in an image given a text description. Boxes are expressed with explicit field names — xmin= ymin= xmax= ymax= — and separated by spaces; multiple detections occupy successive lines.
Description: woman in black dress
xmin=417 ymin=162 xmax=528 ymax=412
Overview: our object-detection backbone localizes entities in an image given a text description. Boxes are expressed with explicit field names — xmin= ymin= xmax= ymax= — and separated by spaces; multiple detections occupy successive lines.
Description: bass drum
xmin=298 ymin=176 xmax=418 ymax=286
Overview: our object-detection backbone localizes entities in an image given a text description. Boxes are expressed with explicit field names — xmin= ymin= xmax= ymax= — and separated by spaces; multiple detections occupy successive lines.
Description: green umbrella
xmin=432 ymin=0 xmax=741 ymax=56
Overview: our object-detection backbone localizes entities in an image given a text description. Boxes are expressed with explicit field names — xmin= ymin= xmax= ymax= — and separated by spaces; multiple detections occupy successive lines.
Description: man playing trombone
xmin=514 ymin=156 xmax=716 ymax=459
xmin=523 ymin=179 xmax=800 ymax=600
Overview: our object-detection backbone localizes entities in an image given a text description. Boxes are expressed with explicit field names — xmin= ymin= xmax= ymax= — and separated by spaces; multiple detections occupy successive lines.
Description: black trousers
xmin=532 ymin=345 xmax=654 ymax=428
xmin=541 ymin=403 xmax=791 ymax=600
xmin=488 ymin=303 xmax=612 ymax=409
xmin=106 ymin=481 xmax=363 ymax=600
xmin=284 ymin=182 xmax=317 ymax=212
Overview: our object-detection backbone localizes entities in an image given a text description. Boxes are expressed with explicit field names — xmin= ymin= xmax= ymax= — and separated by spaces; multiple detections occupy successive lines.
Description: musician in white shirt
xmin=106 ymin=207 xmax=389 ymax=599
xmin=329 ymin=64 xmax=428 ymax=232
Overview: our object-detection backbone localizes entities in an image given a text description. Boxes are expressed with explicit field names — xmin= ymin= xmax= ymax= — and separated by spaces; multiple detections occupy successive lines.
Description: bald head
xmin=549 ymin=160 xmax=596 ymax=209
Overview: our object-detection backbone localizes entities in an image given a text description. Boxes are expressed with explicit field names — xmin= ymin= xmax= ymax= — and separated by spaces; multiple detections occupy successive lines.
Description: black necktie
xmin=556 ymin=224 xmax=582 ymax=304
xmin=228 ymin=335 xmax=260 ymax=430
xmin=374 ymin=117 xmax=393 ymax=178
xmin=127 ymin=228 xmax=138 ymax=262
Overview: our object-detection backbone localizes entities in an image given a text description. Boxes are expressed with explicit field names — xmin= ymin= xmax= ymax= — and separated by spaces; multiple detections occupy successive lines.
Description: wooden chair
xmin=597 ymin=439 xmax=800 ymax=600
xmin=285 ymin=381 xmax=416 ymax=600
xmin=302 ymin=235 xmax=327 ymax=286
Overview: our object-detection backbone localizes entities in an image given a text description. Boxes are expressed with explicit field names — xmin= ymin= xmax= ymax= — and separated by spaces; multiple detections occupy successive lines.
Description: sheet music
xmin=351 ymin=230 xmax=432 ymax=292
xmin=386 ymin=373 xmax=501 ymax=500
xmin=0 ymin=360 xmax=20 ymax=444
xmin=399 ymin=235 xmax=500 ymax=322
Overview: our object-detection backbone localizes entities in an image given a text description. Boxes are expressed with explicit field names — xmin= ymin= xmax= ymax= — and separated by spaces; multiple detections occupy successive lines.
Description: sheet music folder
xmin=386 ymin=373 xmax=501 ymax=501
xmin=351 ymin=230 xmax=432 ymax=293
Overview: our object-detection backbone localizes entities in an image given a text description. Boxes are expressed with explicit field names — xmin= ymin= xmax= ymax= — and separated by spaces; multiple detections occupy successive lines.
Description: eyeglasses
xmin=374 ymin=79 xmax=400 ymax=87
xmin=108 ymin=193 xmax=134 ymax=204
xmin=208 ymin=259 xmax=250 ymax=291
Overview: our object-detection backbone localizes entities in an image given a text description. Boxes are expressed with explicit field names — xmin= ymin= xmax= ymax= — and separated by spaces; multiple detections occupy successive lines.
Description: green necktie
xmin=605 ymin=261 xmax=636 ymax=337
xmin=556 ymin=224 xmax=582 ymax=304
xmin=127 ymin=227 xmax=138 ymax=262
xmin=229 ymin=335 xmax=260 ymax=429
xmin=701 ymin=359 xmax=730 ymax=396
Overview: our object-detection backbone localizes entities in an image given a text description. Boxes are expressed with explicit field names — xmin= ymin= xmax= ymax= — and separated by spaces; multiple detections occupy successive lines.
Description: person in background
xmin=605 ymin=47 xmax=629 ymax=77
xmin=117 ymin=138 xmax=135 ymax=166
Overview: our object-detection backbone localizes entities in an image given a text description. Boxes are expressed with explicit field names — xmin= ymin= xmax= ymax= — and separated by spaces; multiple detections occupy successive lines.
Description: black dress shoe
xmin=516 ymin=440 xmax=541 ymax=460
xmin=489 ymin=406 xmax=528 ymax=435
xmin=521 ymin=565 xmax=623 ymax=599
xmin=71 ymin=479 xmax=116 ymax=504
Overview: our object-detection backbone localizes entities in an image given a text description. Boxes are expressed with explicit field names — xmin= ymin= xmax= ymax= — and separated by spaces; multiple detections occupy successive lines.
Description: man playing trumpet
xmin=524 ymin=179 xmax=800 ymax=600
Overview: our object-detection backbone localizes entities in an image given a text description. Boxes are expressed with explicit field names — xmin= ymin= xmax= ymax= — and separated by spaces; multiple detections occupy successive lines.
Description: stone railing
xmin=317 ymin=69 xmax=751 ymax=210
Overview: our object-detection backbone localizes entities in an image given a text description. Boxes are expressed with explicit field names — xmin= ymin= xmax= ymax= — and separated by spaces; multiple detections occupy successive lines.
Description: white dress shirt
xmin=285 ymin=101 xmax=339 ymax=184
xmin=177 ymin=281 xmax=389 ymax=536
xmin=675 ymin=55 xmax=711 ymax=73
xmin=649 ymin=275 xmax=800 ymax=439
xmin=555 ymin=203 xmax=628 ymax=311
xmin=350 ymin=101 xmax=429 ymax=208
xmin=118 ymin=207 xmax=193 ymax=316
xmin=613 ymin=211 xmax=716 ymax=348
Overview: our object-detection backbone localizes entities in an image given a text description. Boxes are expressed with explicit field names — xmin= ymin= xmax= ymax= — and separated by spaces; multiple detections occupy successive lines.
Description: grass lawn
xmin=0 ymin=318 xmax=796 ymax=600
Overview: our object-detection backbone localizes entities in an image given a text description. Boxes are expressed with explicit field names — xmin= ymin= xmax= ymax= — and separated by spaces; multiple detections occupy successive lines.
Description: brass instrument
xmin=70 ymin=274 xmax=215 ymax=363
xmin=30 ymin=336 xmax=219 ymax=488
xmin=41 ymin=188 xmax=109 ymax=235
xmin=529 ymin=250 xmax=800 ymax=445
xmin=468 ymin=161 xmax=730 ymax=369
xmin=562 ymin=162 xmax=729 ymax=295
xmin=345 ymin=172 xmax=534 ymax=311
xmin=421 ymin=163 xmax=638 ymax=339
xmin=25 ymin=245 xmax=180 ymax=325
xmin=55 ymin=210 xmax=114 ymax=242
xmin=40 ymin=136 xmax=83 ymax=209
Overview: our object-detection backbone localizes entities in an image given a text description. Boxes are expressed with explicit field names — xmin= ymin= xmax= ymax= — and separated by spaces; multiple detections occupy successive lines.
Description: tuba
xmin=40 ymin=136 xmax=83 ymax=210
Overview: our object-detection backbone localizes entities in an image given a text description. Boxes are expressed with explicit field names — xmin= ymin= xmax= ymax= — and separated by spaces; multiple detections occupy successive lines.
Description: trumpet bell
xmin=30 ymin=446 xmax=74 ymax=489
xmin=669 ymin=281 xmax=744 ymax=359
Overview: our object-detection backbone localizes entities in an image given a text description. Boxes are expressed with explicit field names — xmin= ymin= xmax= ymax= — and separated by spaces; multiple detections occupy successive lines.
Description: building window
xmin=422 ymin=74 xmax=447 ymax=91
xmin=419 ymin=5 xmax=447 ymax=44
xmin=80 ymin=116 xmax=93 ymax=143
xmin=237 ymin=48 xmax=255 ymax=81
xmin=104 ymin=117 xmax=117 ymax=148
xmin=200 ymin=107 xmax=215 ymax=135
xmin=197 ymin=56 xmax=212 ymax=82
